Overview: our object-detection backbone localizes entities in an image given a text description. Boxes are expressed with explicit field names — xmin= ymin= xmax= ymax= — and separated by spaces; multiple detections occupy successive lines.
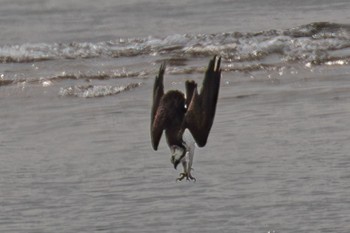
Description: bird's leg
xmin=176 ymin=160 xmax=188 ymax=181
xmin=186 ymin=145 xmax=196 ymax=181
xmin=176 ymin=145 xmax=196 ymax=182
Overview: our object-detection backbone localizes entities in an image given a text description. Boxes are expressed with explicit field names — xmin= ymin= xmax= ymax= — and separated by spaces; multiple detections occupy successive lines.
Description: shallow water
xmin=1 ymin=1 xmax=350 ymax=233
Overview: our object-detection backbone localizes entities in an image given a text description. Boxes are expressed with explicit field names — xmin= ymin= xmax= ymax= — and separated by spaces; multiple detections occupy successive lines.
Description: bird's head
xmin=170 ymin=145 xmax=186 ymax=169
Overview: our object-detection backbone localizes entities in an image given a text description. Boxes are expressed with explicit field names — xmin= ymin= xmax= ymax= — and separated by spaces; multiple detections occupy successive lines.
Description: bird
xmin=150 ymin=56 xmax=221 ymax=181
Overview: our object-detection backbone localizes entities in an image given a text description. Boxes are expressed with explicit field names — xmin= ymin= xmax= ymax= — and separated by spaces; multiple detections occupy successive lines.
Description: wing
xmin=184 ymin=56 xmax=221 ymax=147
xmin=185 ymin=80 xmax=197 ymax=108
xmin=151 ymin=62 xmax=166 ymax=150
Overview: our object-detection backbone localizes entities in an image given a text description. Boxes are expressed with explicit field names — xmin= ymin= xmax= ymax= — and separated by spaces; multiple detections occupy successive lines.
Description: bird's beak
xmin=170 ymin=145 xmax=185 ymax=170
xmin=173 ymin=160 xmax=180 ymax=170
xmin=171 ymin=155 xmax=180 ymax=169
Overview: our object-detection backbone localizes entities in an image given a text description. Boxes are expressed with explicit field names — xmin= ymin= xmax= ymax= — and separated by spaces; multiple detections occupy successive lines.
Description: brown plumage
xmin=150 ymin=56 xmax=221 ymax=179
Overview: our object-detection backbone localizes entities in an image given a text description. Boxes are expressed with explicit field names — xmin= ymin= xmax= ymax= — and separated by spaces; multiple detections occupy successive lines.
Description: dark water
xmin=1 ymin=1 xmax=350 ymax=232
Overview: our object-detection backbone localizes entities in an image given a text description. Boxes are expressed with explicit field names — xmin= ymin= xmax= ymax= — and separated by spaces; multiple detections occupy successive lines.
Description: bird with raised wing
xmin=151 ymin=56 xmax=221 ymax=181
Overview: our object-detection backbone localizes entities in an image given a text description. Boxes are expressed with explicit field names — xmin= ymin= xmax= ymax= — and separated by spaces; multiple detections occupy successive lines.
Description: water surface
xmin=1 ymin=1 xmax=350 ymax=232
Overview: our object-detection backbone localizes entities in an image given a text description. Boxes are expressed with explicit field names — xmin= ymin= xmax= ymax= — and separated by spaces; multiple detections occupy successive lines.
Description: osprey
xmin=150 ymin=56 xmax=221 ymax=181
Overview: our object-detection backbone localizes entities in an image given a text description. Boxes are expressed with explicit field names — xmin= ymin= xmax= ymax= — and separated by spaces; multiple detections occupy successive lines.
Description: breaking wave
xmin=1 ymin=22 xmax=349 ymax=65
xmin=0 ymin=70 xmax=147 ymax=87
xmin=1 ymin=22 xmax=350 ymax=94
xmin=59 ymin=83 xmax=142 ymax=98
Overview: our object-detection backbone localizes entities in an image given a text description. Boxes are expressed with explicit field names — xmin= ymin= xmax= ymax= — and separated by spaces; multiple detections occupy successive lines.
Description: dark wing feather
xmin=184 ymin=56 xmax=221 ymax=147
xmin=185 ymin=80 xmax=197 ymax=108
xmin=151 ymin=63 xmax=166 ymax=150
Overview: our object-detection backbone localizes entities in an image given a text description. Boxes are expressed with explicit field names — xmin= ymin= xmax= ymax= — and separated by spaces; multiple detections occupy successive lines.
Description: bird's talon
xmin=176 ymin=173 xmax=186 ymax=181
xmin=176 ymin=172 xmax=196 ymax=182
xmin=188 ymin=174 xmax=196 ymax=182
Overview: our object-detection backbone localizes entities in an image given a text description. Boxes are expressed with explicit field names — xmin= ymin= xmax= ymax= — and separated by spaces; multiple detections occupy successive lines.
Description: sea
xmin=1 ymin=0 xmax=350 ymax=232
